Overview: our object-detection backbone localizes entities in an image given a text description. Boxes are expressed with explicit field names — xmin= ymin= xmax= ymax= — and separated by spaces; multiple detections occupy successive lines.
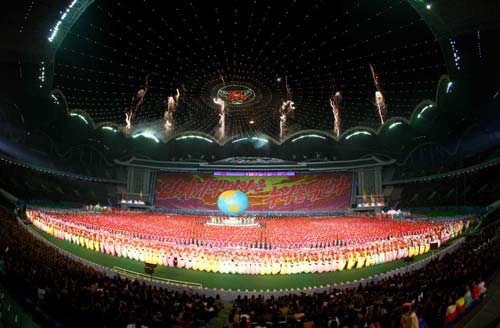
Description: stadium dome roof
xmin=52 ymin=0 xmax=446 ymax=141
xmin=1 ymin=0 xmax=499 ymax=166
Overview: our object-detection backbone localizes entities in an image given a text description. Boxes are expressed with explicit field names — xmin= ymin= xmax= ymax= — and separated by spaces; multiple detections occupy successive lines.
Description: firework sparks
xmin=278 ymin=76 xmax=296 ymax=140
xmin=124 ymin=75 xmax=149 ymax=131
xmin=213 ymin=97 xmax=226 ymax=141
xmin=375 ymin=91 xmax=386 ymax=125
xmin=164 ymin=88 xmax=180 ymax=133
xmin=175 ymin=88 xmax=180 ymax=103
xmin=279 ymin=111 xmax=287 ymax=139
xmin=125 ymin=111 xmax=132 ymax=130
xmin=279 ymin=100 xmax=295 ymax=140
xmin=330 ymin=91 xmax=343 ymax=138
xmin=370 ymin=64 xmax=387 ymax=125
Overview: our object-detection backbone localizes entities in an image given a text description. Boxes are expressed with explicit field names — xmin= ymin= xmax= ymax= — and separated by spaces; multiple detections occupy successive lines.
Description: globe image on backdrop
xmin=217 ymin=190 xmax=249 ymax=215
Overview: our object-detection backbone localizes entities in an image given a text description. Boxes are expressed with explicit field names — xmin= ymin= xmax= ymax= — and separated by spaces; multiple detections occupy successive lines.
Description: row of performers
xmin=210 ymin=217 xmax=255 ymax=224
xmin=26 ymin=210 xmax=460 ymax=249
xmin=28 ymin=215 xmax=466 ymax=275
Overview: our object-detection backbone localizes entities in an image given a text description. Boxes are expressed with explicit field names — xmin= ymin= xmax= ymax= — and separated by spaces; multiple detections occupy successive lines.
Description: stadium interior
xmin=0 ymin=0 xmax=500 ymax=327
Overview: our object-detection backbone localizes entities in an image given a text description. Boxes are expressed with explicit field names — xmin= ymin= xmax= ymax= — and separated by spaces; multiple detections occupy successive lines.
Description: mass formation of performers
xmin=26 ymin=210 xmax=468 ymax=275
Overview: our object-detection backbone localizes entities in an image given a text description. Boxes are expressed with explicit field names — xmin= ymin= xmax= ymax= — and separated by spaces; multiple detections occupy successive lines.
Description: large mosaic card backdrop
xmin=154 ymin=173 xmax=353 ymax=212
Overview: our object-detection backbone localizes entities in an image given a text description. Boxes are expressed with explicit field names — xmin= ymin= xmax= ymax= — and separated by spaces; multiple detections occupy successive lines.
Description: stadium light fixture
xmin=102 ymin=126 xmax=117 ymax=132
xmin=449 ymin=39 xmax=461 ymax=71
xmin=176 ymin=135 xmax=213 ymax=143
xmin=388 ymin=122 xmax=403 ymax=129
xmin=251 ymin=137 xmax=268 ymax=143
xmin=38 ymin=62 xmax=45 ymax=88
xmin=50 ymin=94 xmax=60 ymax=105
xmin=132 ymin=131 xmax=160 ymax=143
xmin=413 ymin=0 xmax=431 ymax=9
xmin=69 ymin=112 xmax=88 ymax=124
xmin=232 ymin=138 xmax=248 ymax=144
xmin=291 ymin=134 xmax=327 ymax=143
xmin=417 ymin=104 xmax=433 ymax=119
xmin=446 ymin=81 xmax=453 ymax=93
xmin=345 ymin=131 xmax=372 ymax=140
xmin=48 ymin=0 xmax=78 ymax=42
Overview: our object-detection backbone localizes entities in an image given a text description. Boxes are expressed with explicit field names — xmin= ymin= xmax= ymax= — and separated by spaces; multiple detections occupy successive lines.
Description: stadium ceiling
xmin=49 ymin=0 xmax=446 ymax=140
xmin=2 ymin=0 xmax=499 ymax=157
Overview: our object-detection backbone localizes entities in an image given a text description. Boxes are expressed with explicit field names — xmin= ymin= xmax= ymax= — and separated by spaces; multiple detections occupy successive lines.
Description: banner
xmin=154 ymin=173 xmax=353 ymax=212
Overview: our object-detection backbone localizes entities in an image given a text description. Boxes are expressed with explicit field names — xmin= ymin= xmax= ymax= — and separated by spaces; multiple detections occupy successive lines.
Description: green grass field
xmin=31 ymin=225 xmax=458 ymax=291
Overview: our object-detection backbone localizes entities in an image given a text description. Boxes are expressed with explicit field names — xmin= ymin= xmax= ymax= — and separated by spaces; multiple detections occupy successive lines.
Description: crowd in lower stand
xmin=229 ymin=222 xmax=500 ymax=328
xmin=0 ymin=206 xmax=222 ymax=328
xmin=1 ymin=203 xmax=499 ymax=327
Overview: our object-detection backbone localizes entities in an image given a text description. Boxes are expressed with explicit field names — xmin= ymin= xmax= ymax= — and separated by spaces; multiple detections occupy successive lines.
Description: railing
xmin=112 ymin=267 xmax=203 ymax=289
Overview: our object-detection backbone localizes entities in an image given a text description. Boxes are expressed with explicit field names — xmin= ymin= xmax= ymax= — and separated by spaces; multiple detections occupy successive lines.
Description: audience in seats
xmin=228 ymin=222 xmax=499 ymax=327
xmin=0 ymin=206 xmax=221 ymax=327
xmin=0 ymin=204 xmax=498 ymax=327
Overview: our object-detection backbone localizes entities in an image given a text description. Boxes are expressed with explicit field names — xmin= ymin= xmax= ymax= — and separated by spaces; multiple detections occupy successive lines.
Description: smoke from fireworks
xmin=330 ymin=91 xmax=343 ymax=138
xmin=125 ymin=75 xmax=149 ymax=131
xmin=279 ymin=110 xmax=286 ymax=139
xmin=279 ymin=100 xmax=295 ymax=140
xmin=125 ymin=111 xmax=132 ymax=130
xmin=369 ymin=64 xmax=387 ymax=125
xmin=279 ymin=76 xmax=296 ymax=140
xmin=375 ymin=91 xmax=386 ymax=124
xmin=213 ymin=97 xmax=226 ymax=141
xmin=164 ymin=88 xmax=180 ymax=133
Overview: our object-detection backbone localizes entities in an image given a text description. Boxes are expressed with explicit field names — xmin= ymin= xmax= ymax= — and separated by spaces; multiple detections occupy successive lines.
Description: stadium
xmin=0 ymin=0 xmax=499 ymax=327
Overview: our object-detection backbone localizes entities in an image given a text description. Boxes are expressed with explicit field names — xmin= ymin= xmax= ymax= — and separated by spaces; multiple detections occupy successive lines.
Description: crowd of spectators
xmin=391 ymin=143 xmax=500 ymax=181
xmin=0 ymin=205 xmax=221 ymax=328
xmin=391 ymin=163 xmax=500 ymax=209
xmin=228 ymin=222 xmax=500 ymax=328
xmin=1 ymin=202 xmax=499 ymax=327
xmin=0 ymin=160 xmax=114 ymax=205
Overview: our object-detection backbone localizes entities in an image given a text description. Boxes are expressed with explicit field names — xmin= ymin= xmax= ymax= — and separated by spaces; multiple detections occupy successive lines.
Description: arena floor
xmin=31 ymin=225 xmax=460 ymax=291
